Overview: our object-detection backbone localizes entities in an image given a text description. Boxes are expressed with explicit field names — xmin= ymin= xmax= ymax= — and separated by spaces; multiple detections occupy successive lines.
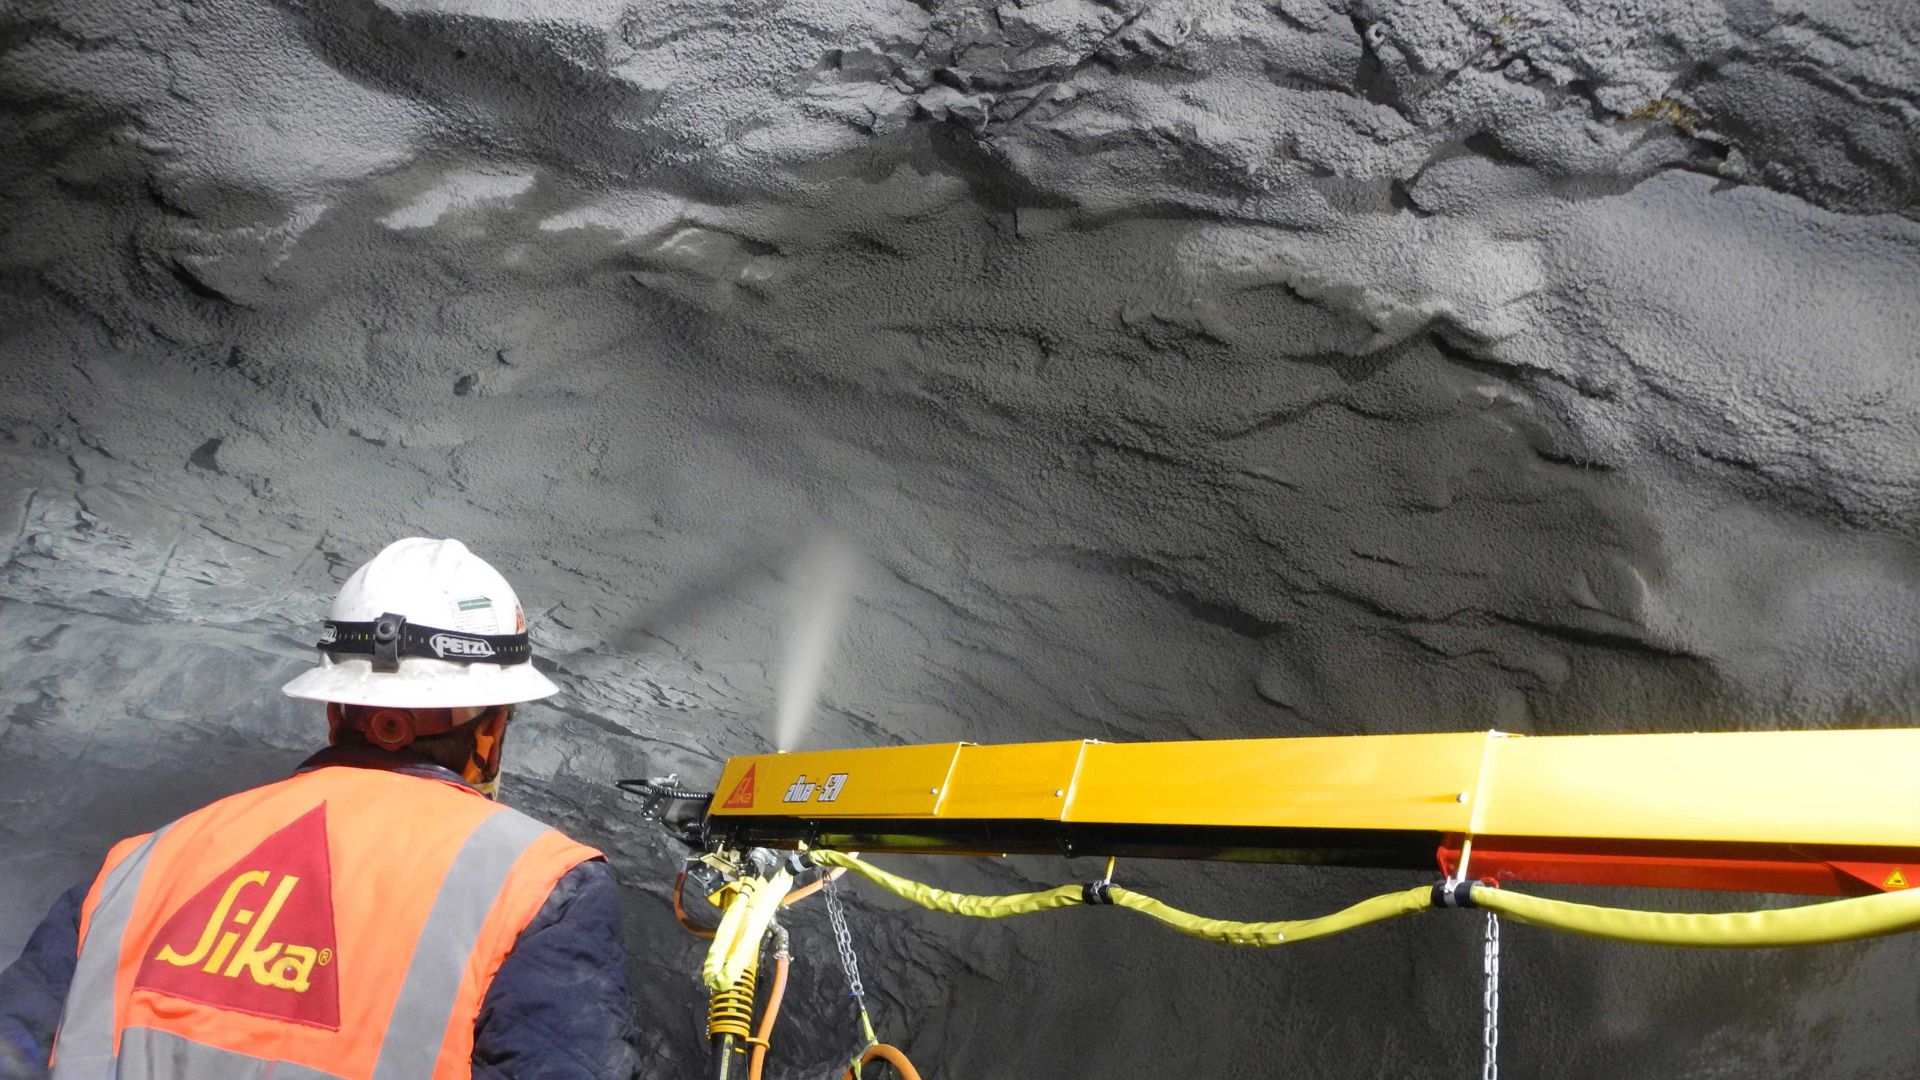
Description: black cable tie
xmin=1082 ymin=880 xmax=1114 ymax=905
xmin=1430 ymin=881 xmax=1478 ymax=909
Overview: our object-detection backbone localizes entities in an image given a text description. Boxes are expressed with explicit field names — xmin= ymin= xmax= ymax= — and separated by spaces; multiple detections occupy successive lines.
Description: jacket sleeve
xmin=0 ymin=882 xmax=87 ymax=1080
xmin=472 ymin=858 xmax=641 ymax=1080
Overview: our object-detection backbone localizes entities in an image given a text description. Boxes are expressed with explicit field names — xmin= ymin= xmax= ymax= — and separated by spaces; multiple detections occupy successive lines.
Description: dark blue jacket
xmin=0 ymin=751 xmax=641 ymax=1080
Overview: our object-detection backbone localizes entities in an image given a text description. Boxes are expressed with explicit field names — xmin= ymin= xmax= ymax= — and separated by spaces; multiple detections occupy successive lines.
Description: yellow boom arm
xmin=705 ymin=729 xmax=1920 ymax=895
xmin=671 ymin=728 xmax=1920 ymax=1079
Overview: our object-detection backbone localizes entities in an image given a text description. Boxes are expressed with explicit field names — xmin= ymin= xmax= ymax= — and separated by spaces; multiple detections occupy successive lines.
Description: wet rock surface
xmin=2 ymin=0 xmax=1918 ymax=1076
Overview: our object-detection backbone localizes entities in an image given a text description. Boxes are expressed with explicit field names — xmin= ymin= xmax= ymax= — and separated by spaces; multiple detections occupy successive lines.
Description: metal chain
xmin=824 ymin=876 xmax=866 ymax=1005
xmin=1481 ymin=911 xmax=1501 ymax=1080
xmin=824 ymin=876 xmax=880 ymax=1078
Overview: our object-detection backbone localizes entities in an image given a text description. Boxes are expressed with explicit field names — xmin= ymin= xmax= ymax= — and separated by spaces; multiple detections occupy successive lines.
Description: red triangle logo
xmin=134 ymin=804 xmax=341 ymax=1029
xmin=721 ymin=765 xmax=758 ymax=810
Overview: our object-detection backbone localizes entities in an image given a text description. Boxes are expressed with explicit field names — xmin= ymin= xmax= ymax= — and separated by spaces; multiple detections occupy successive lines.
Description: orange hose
xmin=782 ymin=867 xmax=846 ymax=907
xmin=839 ymin=1044 xmax=924 ymax=1080
xmin=745 ymin=953 xmax=789 ymax=1080
xmin=677 ymin=867 xmax=843 ymax=938
xmin=673 ymin=872 xmax=717 ymax=939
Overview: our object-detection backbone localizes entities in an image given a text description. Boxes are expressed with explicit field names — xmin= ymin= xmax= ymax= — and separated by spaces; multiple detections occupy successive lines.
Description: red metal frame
xmin=1437 ymin=834 xmax=1920 ymax=897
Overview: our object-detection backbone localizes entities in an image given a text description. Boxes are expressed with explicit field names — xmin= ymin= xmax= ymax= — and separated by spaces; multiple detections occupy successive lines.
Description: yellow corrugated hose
xmin=807 ymin=849 xmax=1920 ymax=948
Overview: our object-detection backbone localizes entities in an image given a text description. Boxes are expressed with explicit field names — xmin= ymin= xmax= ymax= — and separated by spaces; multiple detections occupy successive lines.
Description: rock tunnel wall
xmin=2 ymin=0 xmax=1917 ymax=1075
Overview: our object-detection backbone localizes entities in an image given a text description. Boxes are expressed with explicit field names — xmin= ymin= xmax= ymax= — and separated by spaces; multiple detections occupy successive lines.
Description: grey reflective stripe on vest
xmin=112 ymin=1027 xmax=347 ymax=1080
xmin=50 ymin=826 xmax=169 ymax=1080
xmin=369 ymin=807 xmax=552 ymax=1080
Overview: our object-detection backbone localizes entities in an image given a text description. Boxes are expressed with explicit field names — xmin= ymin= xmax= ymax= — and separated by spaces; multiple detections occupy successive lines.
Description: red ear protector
xmin=325 ymin=703 xmax=512 ymax=796
xmin=327 ymin=703 xmax=503 ymax=752
xmin=364 ymin=708 xmax=417 ymax=751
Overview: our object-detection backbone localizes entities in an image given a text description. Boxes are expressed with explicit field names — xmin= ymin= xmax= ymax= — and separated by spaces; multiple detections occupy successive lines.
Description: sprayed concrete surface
xmin=3 ymin=0 xmax=1919 ymax=1075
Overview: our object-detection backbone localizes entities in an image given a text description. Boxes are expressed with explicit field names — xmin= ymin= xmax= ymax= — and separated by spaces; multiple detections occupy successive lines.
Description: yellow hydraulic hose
xmin=808 ymin=850 xmax=1920 ymax=949
xmin=1110 ymin=884 xmax=1433 ymax=946
xmin=702 ymin=869 xmax=793 ymax=991
xmin=808 ymin=850 xmax=1432 ymax=946
xmin=1477 ymin=885 xmax=1920 ymax=947
xmin=746 ymin=855 xmax=1920 ymax=1080
xmin=811 ymin=851 xmax=1084 ymax=917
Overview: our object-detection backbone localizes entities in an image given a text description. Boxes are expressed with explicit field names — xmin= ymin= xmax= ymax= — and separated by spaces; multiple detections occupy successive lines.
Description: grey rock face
xmin=2 ymin=0 xmax=1917 ymax=1076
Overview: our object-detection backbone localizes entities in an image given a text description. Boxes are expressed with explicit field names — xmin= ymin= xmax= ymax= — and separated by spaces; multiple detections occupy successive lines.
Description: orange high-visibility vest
xmin=50 ymin=765 xmax=601 ymax=1080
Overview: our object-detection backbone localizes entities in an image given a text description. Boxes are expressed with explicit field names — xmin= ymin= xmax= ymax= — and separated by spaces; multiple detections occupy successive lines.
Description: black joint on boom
xmin=1430 ymin=881 xmax=1477 ymax=909
xmin=1082 ymin=880 xmax=1115 ymax=905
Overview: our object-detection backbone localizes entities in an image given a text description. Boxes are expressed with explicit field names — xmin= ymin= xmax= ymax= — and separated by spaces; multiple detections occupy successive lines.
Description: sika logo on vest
xmin=153 ymin=871 xmax=326 ymax=990
xmin=135 ymin=804 xmax=343 ymax=1029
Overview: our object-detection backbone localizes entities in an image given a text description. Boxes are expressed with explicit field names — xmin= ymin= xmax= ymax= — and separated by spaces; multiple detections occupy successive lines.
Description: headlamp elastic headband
xmin=319 ymin=612 xmax=532 ymax=672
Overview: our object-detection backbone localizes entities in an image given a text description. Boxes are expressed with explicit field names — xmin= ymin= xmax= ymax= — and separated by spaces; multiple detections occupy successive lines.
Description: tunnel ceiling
xmin=3 ymin=0 xmax=1918 ymax=1076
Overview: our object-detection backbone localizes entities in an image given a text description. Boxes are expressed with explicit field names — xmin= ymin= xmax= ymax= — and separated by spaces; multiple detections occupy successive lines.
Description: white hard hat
xmin=281 ymin=537 xmax=560 ymax=709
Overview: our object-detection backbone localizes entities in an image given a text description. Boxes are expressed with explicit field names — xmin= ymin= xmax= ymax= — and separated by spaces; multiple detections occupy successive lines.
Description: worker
xmin=0 ymin=538 xmax=641 ymax=1079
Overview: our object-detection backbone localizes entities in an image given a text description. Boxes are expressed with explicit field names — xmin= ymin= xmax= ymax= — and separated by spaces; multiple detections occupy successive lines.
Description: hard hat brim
xmin=281 ymin=654 xmax=560 ymax=709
